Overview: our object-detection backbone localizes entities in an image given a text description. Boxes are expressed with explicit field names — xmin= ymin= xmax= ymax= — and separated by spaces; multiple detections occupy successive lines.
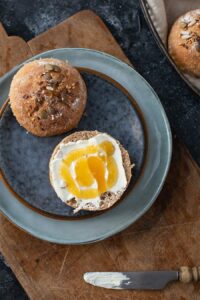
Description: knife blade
xmin=83 ymin=266 xmax=200 ymax=290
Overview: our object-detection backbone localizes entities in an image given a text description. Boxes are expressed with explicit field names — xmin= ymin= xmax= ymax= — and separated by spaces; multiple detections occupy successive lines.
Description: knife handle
xmin=179 ymin=266 xmax=200 ymax=283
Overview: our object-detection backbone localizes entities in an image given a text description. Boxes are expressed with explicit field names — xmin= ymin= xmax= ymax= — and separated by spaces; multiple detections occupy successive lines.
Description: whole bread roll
xmin=168 ymin=9 xmax=200 ymax=77
xmin=9 ymin=58 xmax=87 ymax=136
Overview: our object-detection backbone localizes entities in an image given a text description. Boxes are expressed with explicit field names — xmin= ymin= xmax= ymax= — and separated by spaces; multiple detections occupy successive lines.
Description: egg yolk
xmin=60 ymin=141 xmax=119 ymax=199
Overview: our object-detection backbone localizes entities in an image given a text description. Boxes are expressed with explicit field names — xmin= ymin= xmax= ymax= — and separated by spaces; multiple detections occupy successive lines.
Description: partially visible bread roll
xmin=168 ymin=9 xmax=200 ymax=77
xmin=9 ymin=58 xmax=87 ymax=136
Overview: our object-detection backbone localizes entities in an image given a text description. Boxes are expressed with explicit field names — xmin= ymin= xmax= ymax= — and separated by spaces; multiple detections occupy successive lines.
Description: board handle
xmin=0 ymin=23 xmax=32 ymax=77
xmin=179 ymin=266 xmax=200 ymax=283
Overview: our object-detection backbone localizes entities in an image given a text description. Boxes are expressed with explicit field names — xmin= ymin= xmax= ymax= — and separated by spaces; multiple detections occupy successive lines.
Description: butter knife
xmin=84 ymin=266 xmax=200 ymax=290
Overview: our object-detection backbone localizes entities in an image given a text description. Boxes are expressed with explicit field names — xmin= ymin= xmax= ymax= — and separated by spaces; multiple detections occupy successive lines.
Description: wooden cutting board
xmin=0 ymin=10 xmax=200 ymax=300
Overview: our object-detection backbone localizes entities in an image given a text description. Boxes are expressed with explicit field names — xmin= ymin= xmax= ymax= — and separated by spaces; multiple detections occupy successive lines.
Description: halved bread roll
xmin=49 ymin=131 xmax=132 ymax=212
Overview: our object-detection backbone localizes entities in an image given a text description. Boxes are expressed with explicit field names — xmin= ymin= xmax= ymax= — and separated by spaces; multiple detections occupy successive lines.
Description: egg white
xmin=49 ymin=133 xmax=127 ymax=211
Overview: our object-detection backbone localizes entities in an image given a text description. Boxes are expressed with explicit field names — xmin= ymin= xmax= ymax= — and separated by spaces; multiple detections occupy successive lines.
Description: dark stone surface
xmin=0 ymin=254 xmax=27 ymax=300
xmin=0 ymin=0 xmax=199 ymax=299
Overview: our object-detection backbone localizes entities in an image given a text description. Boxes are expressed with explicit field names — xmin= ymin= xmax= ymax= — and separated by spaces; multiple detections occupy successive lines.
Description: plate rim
xmin=0 ymin=48 xmax=172 ymax=244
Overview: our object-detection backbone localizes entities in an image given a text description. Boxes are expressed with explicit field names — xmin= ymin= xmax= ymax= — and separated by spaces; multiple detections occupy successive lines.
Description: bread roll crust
xmin=168 ymin=9 xmax=200 ymax=77
xmin=9 ymin=58 xmax=87 ymax=136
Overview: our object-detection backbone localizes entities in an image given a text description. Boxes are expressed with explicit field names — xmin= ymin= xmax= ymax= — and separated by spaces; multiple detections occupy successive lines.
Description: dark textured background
xmin=0 ymin=0 xmax=199 ymax=299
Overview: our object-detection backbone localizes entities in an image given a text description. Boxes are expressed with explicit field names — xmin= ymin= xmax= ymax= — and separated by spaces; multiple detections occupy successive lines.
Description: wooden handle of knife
xmin=179 ymin=266 xmax=200 ymax=283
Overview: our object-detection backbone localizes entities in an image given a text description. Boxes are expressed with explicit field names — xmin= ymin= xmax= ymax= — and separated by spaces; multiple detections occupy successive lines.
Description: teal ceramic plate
xmin=0 ymin=48 xmax=172 ymax=244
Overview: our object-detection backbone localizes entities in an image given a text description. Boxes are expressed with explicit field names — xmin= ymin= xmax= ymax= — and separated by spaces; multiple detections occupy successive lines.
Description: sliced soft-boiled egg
xmin=49 ymin=131 xmax=132 ymax=212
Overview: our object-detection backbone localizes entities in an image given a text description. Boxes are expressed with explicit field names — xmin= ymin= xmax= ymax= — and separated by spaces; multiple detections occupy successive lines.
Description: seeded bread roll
xmin=9 ymin=58 xmax=87 ymax=136
xmin=49 ymin=131 xmax=132 ymax=212
xmin=168 ymin=9 xmax=200 ymax=77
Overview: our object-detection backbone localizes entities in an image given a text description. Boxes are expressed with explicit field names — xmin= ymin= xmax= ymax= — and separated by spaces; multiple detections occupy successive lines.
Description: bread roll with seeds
xmin=168 ymin=9 xmax=200 ymax=77
xmin=49 ymin=130 xmax=132 ymax=212
xmin=9 ymin=58 xmax=87 ymax=136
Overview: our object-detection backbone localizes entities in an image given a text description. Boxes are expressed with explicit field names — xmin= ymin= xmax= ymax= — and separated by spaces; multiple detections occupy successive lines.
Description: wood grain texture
xmin=0 ymin=10 xmax=199 ymax=300
xmin=0 ymin=23 xmax=32 ymax=76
